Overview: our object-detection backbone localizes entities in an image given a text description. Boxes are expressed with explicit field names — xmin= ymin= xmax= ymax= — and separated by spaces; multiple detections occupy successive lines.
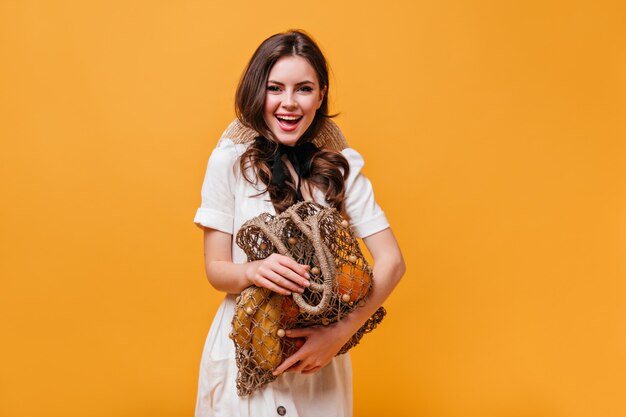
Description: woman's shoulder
xmin=211 ymin=137 xmax=247 ymax=158
xmin=339 ymin=147 xmax=365 ymax=165
xmin=204 ymin=139 xmax=244 ymax=176
xmin=311 ymin=119 xmax=364 ymax=169
xmin=207 ymin=120 xmax=256 ymax=163
xmin=332 ymin=147 xmax=367 ymax=179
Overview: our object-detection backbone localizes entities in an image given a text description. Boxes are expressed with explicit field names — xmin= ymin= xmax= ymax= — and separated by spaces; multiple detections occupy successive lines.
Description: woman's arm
xmin=203 ymin=228 xmax=311 ymax=295
xmin=273 ymin=227 xmax=406 ymax=375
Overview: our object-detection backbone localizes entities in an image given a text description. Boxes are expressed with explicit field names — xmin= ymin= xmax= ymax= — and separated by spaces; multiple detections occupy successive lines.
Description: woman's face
xmin=264 ymin=55 xmax=325 ymax=146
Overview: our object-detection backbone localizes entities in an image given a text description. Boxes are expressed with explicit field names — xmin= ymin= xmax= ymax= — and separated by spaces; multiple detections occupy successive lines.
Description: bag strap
xmin=244 ymin=203 xmax=335 ymax=315
xmin=285 ymin=204 xmax=335 ymax=315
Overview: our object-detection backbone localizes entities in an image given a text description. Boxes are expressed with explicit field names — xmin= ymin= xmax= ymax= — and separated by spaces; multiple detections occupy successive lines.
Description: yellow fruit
xmin=252 ymin=294 xmax=282 ymax=370
xmin=232 ymin=287 xmax=268 ymax=351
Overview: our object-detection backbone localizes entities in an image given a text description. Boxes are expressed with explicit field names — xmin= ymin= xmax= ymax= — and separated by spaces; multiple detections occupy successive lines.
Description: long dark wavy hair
xmin=235 ymin=30 xmax=350 ymax=214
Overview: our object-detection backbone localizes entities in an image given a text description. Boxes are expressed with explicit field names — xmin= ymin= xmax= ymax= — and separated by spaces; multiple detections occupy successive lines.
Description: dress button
xmin=277 ymin=405 xmax=286 ymax=416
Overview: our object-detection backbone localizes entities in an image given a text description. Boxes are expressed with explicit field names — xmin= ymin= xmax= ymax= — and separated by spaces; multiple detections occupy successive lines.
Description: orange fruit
xmin=336 ymin=263 xmax=371 ymax=302
xmin=280 ymin=296 xmax=299 ymax=327
xmin=283 ymin=337 xmax=306 ymax=357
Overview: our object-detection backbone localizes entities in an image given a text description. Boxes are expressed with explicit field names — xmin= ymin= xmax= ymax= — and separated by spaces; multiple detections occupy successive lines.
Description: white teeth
xmin=276 ymin=115 xmax=301 ymax=121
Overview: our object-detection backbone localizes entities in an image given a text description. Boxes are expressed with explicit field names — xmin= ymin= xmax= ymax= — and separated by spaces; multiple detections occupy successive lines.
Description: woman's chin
xmin=273 ymin=134 xmax=300 ymax=146
xmin=269 ymin=126 xmax=306 ymax=146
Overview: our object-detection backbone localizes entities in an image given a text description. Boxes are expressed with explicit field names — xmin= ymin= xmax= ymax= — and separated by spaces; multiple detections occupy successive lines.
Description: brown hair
xmin=236 ymin=30 xmax=350 ymax=213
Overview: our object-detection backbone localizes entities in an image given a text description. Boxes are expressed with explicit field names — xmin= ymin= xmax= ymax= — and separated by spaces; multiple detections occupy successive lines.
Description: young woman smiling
xmin=193 ymin=30 xmax=405 ymax=417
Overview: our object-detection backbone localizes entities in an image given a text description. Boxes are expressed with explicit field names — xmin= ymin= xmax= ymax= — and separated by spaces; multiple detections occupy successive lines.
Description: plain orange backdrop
xmin=1 ymin=1 xmax=625 ymax=416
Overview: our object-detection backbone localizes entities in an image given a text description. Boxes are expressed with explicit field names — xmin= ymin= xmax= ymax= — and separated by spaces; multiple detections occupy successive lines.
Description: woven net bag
xmin=231 ymin=201 xmax=386 ymax=396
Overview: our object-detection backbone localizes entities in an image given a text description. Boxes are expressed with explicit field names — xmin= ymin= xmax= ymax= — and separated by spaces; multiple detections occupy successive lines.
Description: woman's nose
xmin=282 ymin=92 xmax=298 ymax=108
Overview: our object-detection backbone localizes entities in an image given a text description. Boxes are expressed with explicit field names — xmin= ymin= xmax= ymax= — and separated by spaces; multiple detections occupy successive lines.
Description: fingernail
xmin=304 ymin=273 xmax=310 ymax=279
xmin=303 ymin=281 xmax=310 ymax=287
xmin=286 ymin=291 xmax=292 ymax=296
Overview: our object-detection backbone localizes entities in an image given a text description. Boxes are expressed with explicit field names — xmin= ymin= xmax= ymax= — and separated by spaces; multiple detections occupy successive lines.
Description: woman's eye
xmin=267 ymin=85 xmax=281 ymax=92
xmin=299 ymin=86 xmax=313 ymax=92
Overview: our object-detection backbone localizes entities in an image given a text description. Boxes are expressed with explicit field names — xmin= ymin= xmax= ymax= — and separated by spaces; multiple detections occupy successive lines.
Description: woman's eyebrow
xmin=267 ymin=80 xmax=315 ymax=86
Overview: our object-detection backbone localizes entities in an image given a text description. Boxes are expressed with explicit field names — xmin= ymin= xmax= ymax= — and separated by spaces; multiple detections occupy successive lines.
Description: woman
xmin=193 ymin=30 xmax=405 ymax=417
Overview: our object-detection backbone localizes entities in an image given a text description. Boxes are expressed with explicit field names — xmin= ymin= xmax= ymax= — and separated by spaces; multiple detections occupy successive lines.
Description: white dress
xmin=193 ymin=137 xmax=389 ymax=417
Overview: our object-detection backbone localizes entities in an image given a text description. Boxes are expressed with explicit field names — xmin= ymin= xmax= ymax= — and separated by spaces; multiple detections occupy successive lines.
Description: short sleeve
xmin=341 ymin=148 xmax=390 ymax=238
xmin=193 ymin=139 xmax=239 ymax=234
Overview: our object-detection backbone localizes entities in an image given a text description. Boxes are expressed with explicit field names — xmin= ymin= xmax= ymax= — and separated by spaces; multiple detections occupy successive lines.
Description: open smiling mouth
xmin=276 ymin=115 xmax=303 ymax=127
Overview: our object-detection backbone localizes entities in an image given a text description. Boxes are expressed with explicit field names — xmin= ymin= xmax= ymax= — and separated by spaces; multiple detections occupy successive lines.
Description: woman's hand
xmin=272 ymin=323 xmax=354 ymax=376
xmin=245 ymin=253 xmax=311 ymax=295
xmin=271 ymin=228 xmax=406 ymax=376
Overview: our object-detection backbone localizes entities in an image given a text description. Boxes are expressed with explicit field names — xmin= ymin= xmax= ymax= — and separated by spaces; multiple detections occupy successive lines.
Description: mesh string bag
xmin=231 ymin=201 xmax=386 ymax=396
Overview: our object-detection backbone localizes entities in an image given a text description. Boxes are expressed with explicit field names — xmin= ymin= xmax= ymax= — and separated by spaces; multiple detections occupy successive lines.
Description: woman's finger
xmin=274 ymin=264 xmax=310 ymax=289
xmin=285 ymin=359 xmax=308 ymax=373
xmin=276 ymin=255 xmax=310 ymax=278
xmin=285 ymin=327 xmax=313 ymax=338
xmin=273 ymin=351 xmax=303 ymax=376
xmin=256 ymin=277 xmax=291 ymax=296
xmin=262 ymin=270 xmax=304 ymax=294
xmin=301 ymin=366 xmax=321 ymax=374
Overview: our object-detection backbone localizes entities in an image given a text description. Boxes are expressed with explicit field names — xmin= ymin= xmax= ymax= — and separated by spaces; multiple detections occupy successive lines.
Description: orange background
xmin=1 ymin=1 xmax=625 ymax=416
